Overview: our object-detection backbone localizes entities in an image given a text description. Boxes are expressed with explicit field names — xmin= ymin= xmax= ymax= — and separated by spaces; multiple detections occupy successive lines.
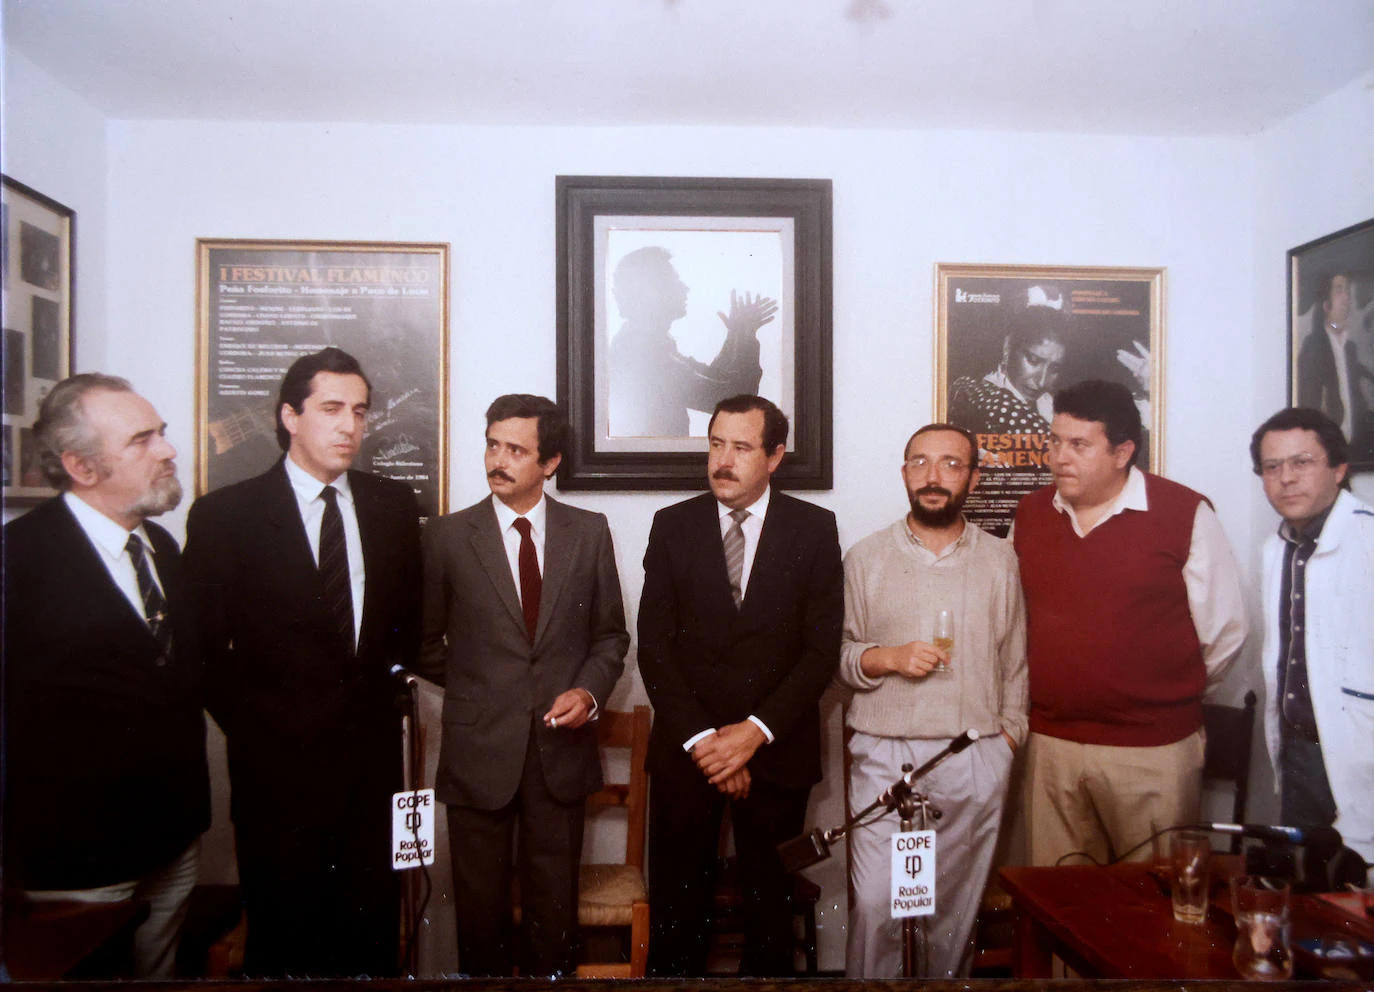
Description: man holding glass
xmin=1013 ymin=380 xmax=1247 ymax=868
xmin=1251 ymin=407 xmax=1374 ymax=868
xmin=837 ymin=422 xmax=1028 ymax=978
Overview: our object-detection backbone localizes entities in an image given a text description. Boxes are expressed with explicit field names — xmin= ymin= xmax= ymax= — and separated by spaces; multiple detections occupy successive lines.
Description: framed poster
xmin=196 ymin=240 xmax=449 ymax=517
xmin=556 ymin=175 xmax=832 ymax=490
xmin=936 ymin=263 xmax=1165 ymax=536
xmin=1288 ymin=217 xmax=1374 ymax=472
xmin=2 ymin=176 xmax=74 ymax=505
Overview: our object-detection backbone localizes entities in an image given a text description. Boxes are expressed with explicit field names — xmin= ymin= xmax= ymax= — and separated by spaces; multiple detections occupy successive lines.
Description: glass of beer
xmin=932 ymin=609 xmax=954 ymax=675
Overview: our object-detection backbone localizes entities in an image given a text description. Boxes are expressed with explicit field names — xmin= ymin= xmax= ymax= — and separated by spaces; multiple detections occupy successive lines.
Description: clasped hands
xmin=692 ymin=720 xmax=766 ymax=799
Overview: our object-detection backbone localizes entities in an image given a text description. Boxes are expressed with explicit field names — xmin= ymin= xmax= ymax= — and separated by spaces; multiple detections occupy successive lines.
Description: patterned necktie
xmin=513 ymin=517 xmax=541 ymax=642
xmin=126 ymin=534 xmax=172 ymax=658
xmin=724 ymin=508 xmax=749 ymax=609
xmin=319 ymin=485 xmax=355 ymax=655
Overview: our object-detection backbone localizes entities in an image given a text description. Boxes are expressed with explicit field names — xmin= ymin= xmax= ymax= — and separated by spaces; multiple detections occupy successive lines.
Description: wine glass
xmin=932 ymin=609 xmax=954 ymax=675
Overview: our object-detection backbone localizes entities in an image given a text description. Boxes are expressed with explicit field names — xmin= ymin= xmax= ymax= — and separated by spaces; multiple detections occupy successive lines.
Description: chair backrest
xmin=587 ymin=705 xmax=651 ymax=871
xmin=1201 ymin=689 xmax=1257 ymax=852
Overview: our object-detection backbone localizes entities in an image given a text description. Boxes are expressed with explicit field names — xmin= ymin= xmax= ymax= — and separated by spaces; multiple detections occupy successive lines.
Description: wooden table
xmin=999 ymin=861 xmax=1374 ymax=979
xmin=2 ymin=897 xmax=148 ymax=980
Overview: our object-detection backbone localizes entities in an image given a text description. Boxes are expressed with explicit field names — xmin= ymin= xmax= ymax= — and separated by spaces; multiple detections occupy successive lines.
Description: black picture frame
xmin=1287 ymin=216 xmax=1374 ymax=473
xmin=2 ymin=175 xmax=75 ymax=506
xmin=556 ymin=175 xmax=832 ymax=491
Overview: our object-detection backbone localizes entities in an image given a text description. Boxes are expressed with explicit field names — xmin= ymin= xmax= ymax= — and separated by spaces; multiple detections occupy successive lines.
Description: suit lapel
xmin=467 ymin=497 xmax=526 ymax=633
xmin=536 ymin=497 xmax=575 ymax=647
xmin=740 ymin=492 xmax=793 ymax=616
xmin=351 ymin=471 xmax=383 ymax=654
xmin=690 ymin=495 xmax=738 ymax=616
xmin=264 ymin=461 xmax=331 ymax=627
xmin=53 ymin=499 xmax=162 ymax=649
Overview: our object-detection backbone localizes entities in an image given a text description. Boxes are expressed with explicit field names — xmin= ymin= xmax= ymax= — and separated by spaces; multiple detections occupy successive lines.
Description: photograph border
xmin=194 ymin=238 xmax=450 ymax=515
xmin=1 ymin=174 xmax=75 ymax=507
xmin=556 ymin=175 xmax=832 ymax=491
xmin=1287 ymin=216 xmax=1374 ymax=473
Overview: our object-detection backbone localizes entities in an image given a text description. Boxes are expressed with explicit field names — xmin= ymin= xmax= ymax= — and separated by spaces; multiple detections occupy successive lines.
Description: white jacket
xmin=1261 ymin=489 xmax=1374 ymax=863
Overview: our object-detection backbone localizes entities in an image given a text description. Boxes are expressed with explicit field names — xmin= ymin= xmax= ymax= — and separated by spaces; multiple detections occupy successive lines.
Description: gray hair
xmin=33 ymin=373 xmax=134 ymax=489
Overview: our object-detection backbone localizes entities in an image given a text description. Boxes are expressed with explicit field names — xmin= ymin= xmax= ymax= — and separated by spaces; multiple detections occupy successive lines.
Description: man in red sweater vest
xmin=1012 ymin=380 xmax=1248 ymax=866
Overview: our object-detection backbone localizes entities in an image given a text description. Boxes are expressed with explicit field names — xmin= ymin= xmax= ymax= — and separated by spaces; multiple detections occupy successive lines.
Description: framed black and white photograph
xmin=2 ymin=175 xmax=74 ymax=506
xmin=196 ymin=239 xmax=451 ymax=517
xmin=935 ymin=263 xmax=1165 ymax=536
xmin=556 ymin=176 xmax=832 ymax=490
xmin=1288 ymin=217 xmax=1374 ymax=472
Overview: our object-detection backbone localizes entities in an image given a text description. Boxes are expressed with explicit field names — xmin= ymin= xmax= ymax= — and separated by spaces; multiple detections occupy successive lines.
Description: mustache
xmin=711 ymin=469 xmax=739 ymax=482
xmin=915 ymin=484 xmax=952 ymax=499
xmin=488 ymin=470 xmax=515 ymax=483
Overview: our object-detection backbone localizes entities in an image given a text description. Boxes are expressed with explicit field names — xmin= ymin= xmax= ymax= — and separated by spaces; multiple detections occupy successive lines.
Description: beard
xmin=907 ymin=482 xmax=970 ymax=528
xmin=131 ymin=473 xmax=183 ymax=518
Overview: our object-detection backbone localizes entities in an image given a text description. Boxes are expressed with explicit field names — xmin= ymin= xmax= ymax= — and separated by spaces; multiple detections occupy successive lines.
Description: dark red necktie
xmin=513 ymin=517 xmax=540 ymax=643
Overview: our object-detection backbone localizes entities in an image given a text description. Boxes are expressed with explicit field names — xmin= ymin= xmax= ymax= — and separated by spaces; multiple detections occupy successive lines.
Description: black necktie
xmin=319 ymin=485 xmax=355 ymax=655
xmin=126 ymin=534 xmax=172 ymax=658
xmin=513 ymin=517 xmax=541 ymax=643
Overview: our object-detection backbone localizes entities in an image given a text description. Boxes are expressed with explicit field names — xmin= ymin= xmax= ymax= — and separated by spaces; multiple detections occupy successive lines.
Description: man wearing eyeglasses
xmin=1013 ymin=380 xmax=1247 ymax=869
xmin=1252 ymin=407 xmax=1374 ymax=867
xmin=837 ymin=423 xmax=1027 ymax=978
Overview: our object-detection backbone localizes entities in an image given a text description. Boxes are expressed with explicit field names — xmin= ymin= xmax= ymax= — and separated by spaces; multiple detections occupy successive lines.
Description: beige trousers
xmin=1024 ymin=730 xmax=1204 ymax=867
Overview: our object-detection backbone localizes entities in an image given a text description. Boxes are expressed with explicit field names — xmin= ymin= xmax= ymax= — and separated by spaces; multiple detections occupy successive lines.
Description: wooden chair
xmin=573 ymin=705 xmax=651 ymax=977
xmin=1201 ymin=689 xmax=1258 ymax=853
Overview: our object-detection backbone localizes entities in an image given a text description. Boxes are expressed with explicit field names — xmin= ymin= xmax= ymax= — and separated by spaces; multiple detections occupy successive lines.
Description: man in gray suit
xmin=418 ymin=394 xmax=629 ymax=977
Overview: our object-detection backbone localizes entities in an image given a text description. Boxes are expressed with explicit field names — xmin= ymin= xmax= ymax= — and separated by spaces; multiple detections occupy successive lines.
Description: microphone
xmin=899 ymin=729 xmax=979 ymax=789
xmin=1206 ymin=823 xmax=1343 ymax=851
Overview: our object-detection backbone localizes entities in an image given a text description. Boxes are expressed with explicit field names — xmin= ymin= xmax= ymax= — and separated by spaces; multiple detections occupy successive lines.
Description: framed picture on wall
xmin=556 ymin=175 xmax=832 ymax=490
xmin=195 ymin=239 xmax=450 ymax=517
xmin=935 ymin=263 xmax=1166 ymax=536
xmin=1288 ymin=217 xmax=1374 ymax=473
xmin=2 ymin=175 xmax=75 ymax=506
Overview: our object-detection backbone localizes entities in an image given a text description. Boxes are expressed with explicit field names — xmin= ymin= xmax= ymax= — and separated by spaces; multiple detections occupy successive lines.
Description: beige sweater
xmin=837 ymin=517 xmax=1028 ymax=744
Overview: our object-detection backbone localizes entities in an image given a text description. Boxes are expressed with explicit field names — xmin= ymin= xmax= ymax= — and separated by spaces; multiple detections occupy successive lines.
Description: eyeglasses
xmin=1258 ymin=452 xmax=1326 ymax=478
xmin=904 ymin=455 xmax=971 ymax=475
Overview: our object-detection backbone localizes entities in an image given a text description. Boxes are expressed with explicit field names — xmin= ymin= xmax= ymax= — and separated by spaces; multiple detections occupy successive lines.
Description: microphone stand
xmin=778 ymin=730 xmax=979 ymax=978
xmin=398 ymin=671 xmax=423 ymax=976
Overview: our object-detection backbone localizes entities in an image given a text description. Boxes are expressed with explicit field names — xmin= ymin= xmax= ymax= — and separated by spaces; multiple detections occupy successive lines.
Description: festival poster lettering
xmin=198 ymin=242 xmax=448 ymax=517
xmin=936 ymin=266 xmax=1163 ymax=537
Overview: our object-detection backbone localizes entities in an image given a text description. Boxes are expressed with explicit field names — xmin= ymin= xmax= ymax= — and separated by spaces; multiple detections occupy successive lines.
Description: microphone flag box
xmin=890 ymin=829 xmax=936 ymax=918
xmin=392 ymin=788 xmax=436 ymax=870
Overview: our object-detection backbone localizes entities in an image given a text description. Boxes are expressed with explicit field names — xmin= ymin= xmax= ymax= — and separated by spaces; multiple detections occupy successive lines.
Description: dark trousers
xmin=446 ymin=719 xmax=586 ymax=978
xmin=647 ymin=752 xmax=809 ymax=978
xmin=235 ymin=812 xmax=399 ymax=978
xmin=1279 ymin=734 xmax=1338 ymax=829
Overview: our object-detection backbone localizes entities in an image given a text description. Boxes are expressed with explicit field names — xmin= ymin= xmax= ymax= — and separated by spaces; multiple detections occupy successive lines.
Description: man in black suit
xmin=638 ymin=394 xmax=843 ymax=977
xmin=3 ymin=374 xmax=209 ymax=979
xmin=184 ymin=348 xmax=421 ymax=978
xmin=418 ymin=394 xmax=628 ymax=977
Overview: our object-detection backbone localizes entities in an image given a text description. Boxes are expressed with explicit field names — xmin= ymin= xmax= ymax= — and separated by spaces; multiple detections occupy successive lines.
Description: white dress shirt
xmin=1047 ymin=466 xmax=1248 ymax=688
xmin=1326 ymin=325 xmax=1354 ymax=438
xmin=683 ymin=486 xmax=775 ymax=751
xmin=492 ymin=492 xmax=547 ymax=607
xmin=63 ymin=490 xmax=165 ymax=624
xmin=284 ymin=454 xmax=365 ymax=645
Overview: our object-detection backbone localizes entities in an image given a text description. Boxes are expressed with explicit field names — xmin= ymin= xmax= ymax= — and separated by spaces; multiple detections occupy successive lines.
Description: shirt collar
xmin=718 ymin=485 xmax=771 ymax=523
xmin=63 ymin=490 xmax=155 ymax=558
xmin=1278 ymin=501 xmax=1335 ymax=547
xmin=904 ymin=514 xmax=974 ymax=561
xmin=284 ymin=453 xmax=354 ymax=505
xmin=1052 ymin=464 xmax=1147 ymax=526
xmin=493 ymin=492 xmax=547 ymax=537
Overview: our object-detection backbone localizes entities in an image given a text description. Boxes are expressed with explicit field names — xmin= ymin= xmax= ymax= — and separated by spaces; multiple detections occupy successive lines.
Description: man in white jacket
xmin=1251 ymin=408 xmax=1374 ymax=868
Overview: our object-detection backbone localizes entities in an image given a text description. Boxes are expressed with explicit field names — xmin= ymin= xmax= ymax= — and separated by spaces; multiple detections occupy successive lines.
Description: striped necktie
xmin=724 ymin=508 xmax=749 ymax=608
xmin=126 ymin=534 xmax=172 ymax=658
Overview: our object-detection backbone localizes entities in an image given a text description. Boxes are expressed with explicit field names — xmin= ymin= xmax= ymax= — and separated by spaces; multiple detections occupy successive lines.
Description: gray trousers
xmin=845 ymin=731 xmax=1013 ymax=979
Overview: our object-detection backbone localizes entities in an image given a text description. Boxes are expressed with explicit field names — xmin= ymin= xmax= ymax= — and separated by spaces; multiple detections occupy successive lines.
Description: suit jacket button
xmin=154 ymin=655 xmax=167 ymax=667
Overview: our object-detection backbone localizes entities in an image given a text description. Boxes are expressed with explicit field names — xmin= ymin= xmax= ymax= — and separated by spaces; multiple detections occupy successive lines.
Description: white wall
xmin=101 ymin=117 xmax=1262 ymax=968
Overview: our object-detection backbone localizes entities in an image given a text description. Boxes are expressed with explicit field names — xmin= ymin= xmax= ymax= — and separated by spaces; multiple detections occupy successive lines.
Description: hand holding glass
xmin=932 ymin=609 xmax=954 ymax=675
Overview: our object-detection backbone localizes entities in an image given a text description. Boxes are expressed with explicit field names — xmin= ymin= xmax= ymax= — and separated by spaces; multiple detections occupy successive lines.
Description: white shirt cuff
xmin=747 ymin=714 xmax=774 ymax=743
xmin=683 ymin=728 xmax=716 ymax=752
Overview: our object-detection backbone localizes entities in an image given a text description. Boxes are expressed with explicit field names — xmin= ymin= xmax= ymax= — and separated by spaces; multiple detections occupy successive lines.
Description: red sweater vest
xmin=1013 ymin=474 xmax=1205 ymax=747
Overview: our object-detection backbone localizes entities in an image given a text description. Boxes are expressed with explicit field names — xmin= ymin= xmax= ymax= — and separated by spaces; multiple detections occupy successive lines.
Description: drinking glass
xmin=931 ymin=609 xmax=954 ymax=675
xmin=1169 ymin=830 xmax=1211 ymax=924
xmin=1231 ymin=875 xmax=1292 ymax=980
